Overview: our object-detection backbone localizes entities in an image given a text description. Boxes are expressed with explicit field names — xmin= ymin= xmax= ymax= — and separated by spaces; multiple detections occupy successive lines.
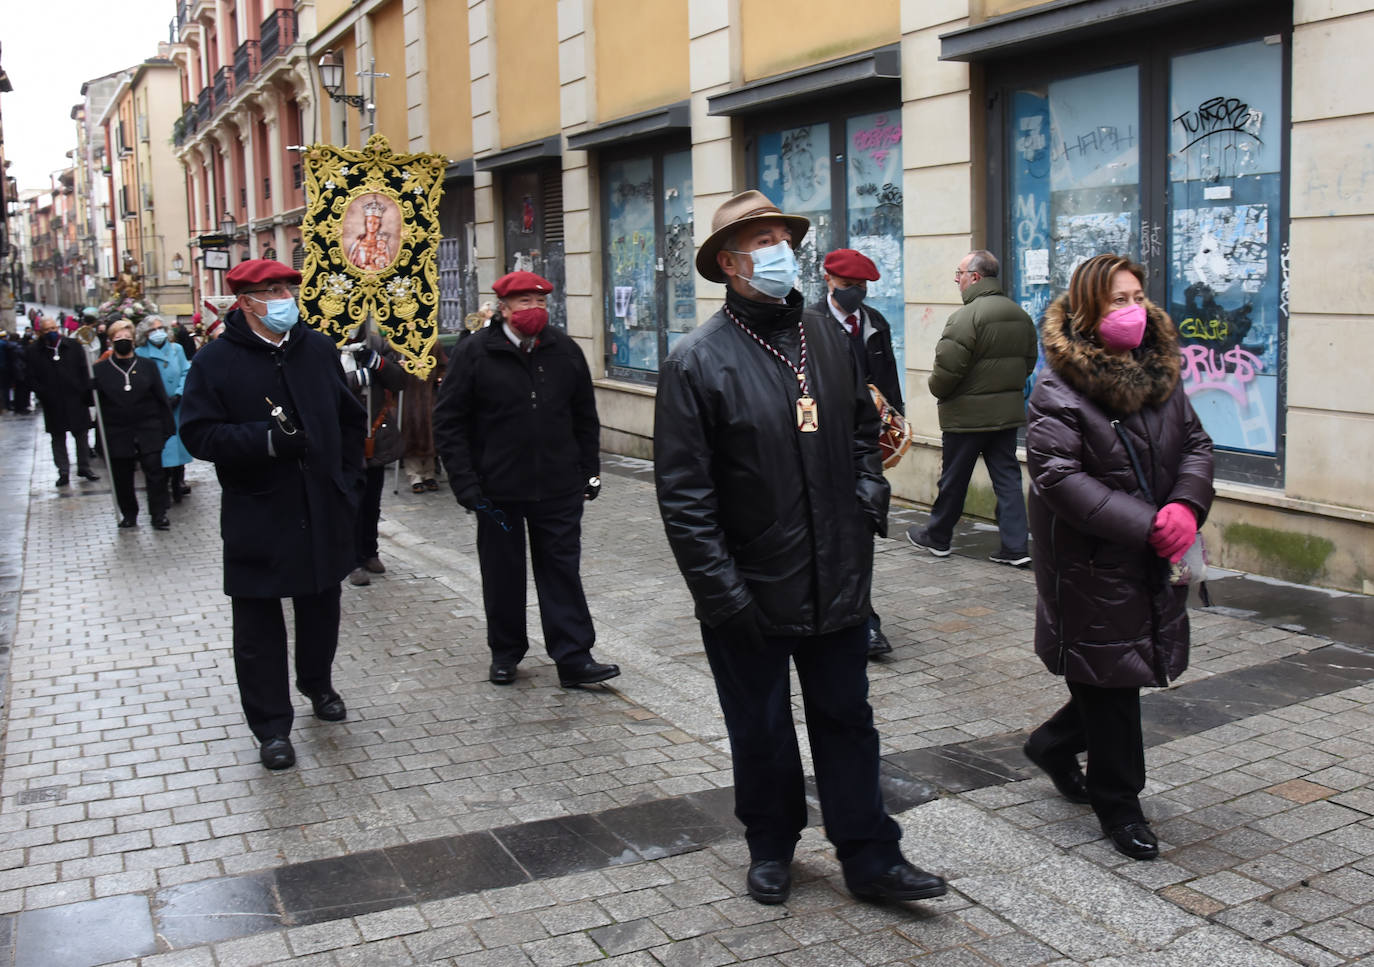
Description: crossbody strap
xmin=1111 ymin=418 xmax=1156 ymax=507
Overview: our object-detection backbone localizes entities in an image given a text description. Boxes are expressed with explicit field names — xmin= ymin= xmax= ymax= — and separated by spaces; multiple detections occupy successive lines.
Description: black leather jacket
xmin=654 ymin=288 xmax=889 ymax=636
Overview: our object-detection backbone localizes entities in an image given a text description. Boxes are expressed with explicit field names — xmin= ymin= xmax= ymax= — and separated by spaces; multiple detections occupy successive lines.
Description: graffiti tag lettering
xmin=1173 ymin=96 xmax=1264 ymax=152
xmin=1179 ymin=317 xmax=1229 ymax=342
xmin=1179 ymin=344 xmax=1264 ymax=406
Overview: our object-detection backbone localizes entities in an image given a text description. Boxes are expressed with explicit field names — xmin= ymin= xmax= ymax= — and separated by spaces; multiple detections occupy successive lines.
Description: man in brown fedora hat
xmin=654 ymin=190 xmax=946 ymax=907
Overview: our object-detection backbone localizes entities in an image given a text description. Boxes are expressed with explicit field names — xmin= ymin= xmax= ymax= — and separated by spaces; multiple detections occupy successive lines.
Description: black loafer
xmin=849 ymin=862 xmax=947 ymax=903
xmin=866 ymin=626 xmax=893 ymax=658
xmin=77 ymin=469 xmax=100 ymax=481
xmin=1023 ymin=741 xmax=1091 ymax=804
xmin=746 ymin=860 xmax=791 ymax=905
xmin=1106 ymin=822 xmax=1159 ymax=860
xmin=152 ymin=516 xmax=171 ymax=531
xmin=309 ymin=690 xmax=347 ymax=721
xmin=489 ymin=663 xmax=517 ymax=685
xmin=55 ymin=476 xmax=69 ymax=487
xmin=558 ymin=660 xmax=621 ymax=688
xmin=260 ymin=736 xmax=296 ymax=770
xmin=117 ymin=517 xmax=137 ymax=529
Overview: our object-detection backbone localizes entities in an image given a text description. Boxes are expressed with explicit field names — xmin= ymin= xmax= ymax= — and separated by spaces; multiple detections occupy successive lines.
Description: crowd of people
xmin=3 ymin=190 xmax=1215 ymax=905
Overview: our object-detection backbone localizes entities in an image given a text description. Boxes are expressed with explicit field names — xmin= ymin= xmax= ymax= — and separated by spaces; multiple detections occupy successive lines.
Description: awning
xmin=707 ymin=45 xmax=900 ymax=117
xmin=940 ymin=0 xmax=1254 ymax=62
xmin=474 ymin=135 xmax=561 ymax=172
xmin=567 ymin=100 xmax=690 ymax=151
xmin=446 ymin=158 xmax=474 ymax=178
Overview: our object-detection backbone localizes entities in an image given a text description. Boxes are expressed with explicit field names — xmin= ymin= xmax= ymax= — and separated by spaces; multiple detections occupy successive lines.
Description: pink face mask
xmin=1098 ymin=303 xmax=1147 ymax=352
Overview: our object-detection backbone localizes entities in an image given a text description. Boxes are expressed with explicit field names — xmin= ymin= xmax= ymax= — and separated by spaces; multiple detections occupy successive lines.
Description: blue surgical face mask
xmin=148 ymin=329 xmax=168 ymax=346
xmin=256 ymin=297 xmax=299 ymax=334
xmin=730 ymin=240 xmax=798 ymax=299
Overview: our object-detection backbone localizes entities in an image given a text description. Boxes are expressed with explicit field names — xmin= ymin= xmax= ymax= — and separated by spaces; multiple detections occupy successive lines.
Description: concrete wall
xmin=371 ymin=0 xmax=409 ymax=149
xmin=593 ymin=0 xmax=689 ymax=122
xmin=425 ymin=0 xmax=472 ymax=159
xmin=740 ymin=0 xmax=899 ymax=81
xmin=493 ymin=0 xmax=560 ymax=148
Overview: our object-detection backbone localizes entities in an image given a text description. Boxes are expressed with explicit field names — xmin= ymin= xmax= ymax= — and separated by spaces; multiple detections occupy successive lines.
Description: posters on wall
xmin=604 ymin=157 xmax=658 ymax=372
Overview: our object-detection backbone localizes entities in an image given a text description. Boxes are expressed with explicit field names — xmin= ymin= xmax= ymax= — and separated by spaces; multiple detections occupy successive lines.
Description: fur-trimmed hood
xmin=1040 ymin=295 xmax=1181 ymax=415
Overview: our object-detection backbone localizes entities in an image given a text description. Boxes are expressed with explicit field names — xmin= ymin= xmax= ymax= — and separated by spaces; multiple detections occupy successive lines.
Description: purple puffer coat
xmin=1026 ymin=296 xmax=1214 ymax=688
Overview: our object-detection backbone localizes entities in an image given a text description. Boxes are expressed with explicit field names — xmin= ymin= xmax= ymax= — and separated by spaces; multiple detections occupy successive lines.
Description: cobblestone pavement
xmin=2 ymin=410 xmax=1374 ymax=966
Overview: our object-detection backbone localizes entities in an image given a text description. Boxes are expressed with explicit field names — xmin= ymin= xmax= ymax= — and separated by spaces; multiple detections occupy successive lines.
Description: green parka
xmin=928 ymin=278 xmax=1038 ymax=432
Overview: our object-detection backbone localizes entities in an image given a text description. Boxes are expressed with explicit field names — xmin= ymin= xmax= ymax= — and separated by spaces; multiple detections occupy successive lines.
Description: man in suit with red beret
xmin=433 ymin=271 xmax=618 ymax=689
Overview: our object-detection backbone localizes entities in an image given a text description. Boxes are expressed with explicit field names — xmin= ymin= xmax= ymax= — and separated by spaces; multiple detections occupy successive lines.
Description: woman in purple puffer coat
xmin=1021 ymin=254 xmax=1214 ymax=862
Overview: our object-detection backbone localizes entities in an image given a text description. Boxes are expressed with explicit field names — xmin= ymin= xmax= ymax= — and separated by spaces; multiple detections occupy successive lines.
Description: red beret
xmin=823 ymin=249 xmax=880 ymax=282
xmin=493 ymin=271 xmax=554 ymax=298
xmin=225 ymin=259 xmax=303 ymax=294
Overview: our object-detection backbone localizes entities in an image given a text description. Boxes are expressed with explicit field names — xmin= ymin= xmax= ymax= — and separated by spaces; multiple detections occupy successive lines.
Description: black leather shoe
xmin=77 ymin=469 xmax=100 ymax=481
xmin=117 ymin=517 xmax=137 ymax=528
xmin=309 ymin=690 xmax=347 ymax=721
xmin=152 ymin=516 xmax=171 ymax=531
xmin=55 ymin=475 xmax=69 ymax=487
xmin=489 ymin=663 xmax=517 ymax=685
xmin=1106 ymin=822 xmax=1159 ymax=860
xmin=849 ymin=862 xmax=948 ymax=903
xmin=260 ymin=736 xmax=296 ymax=770
xmin=746 ymin=860 xmax=791 ymax=905
xmin=558 ymin=660 xmax=621 ymax=688
xmin=1023 ymin=741 xmax=1091 ymax=804
xmin=866 ymin=626 xmax=893 ymax=659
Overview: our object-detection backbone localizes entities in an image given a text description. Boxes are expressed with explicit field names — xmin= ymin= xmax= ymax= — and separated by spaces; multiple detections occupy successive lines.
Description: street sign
xmin=198 ymin=233 xmax=232 ymax=249
xmin=204 ymin=249 xmax=230 ymax=270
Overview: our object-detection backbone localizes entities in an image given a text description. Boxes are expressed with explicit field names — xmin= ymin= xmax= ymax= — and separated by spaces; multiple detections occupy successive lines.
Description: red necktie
xmin=845 ymin=314 xmax=859 ymax=338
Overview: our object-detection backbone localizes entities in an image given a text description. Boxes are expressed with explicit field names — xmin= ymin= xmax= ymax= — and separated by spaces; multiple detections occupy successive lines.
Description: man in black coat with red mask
xmin=433 ymin=271 xmax=617 ymax=690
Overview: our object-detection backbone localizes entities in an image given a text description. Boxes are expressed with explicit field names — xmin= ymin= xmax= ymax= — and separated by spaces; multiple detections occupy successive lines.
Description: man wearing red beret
xmin=433 ymin=271 xmax=617 ymax=689
xmin=808 ymin=248 xmax=904 ymax=658
xmin=181 ymin=259 xmax=367 ymax=771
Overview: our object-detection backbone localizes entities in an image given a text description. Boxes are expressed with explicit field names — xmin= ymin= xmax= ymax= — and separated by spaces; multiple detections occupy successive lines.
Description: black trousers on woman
xmin=110 ymin=451 xmax=168 ymax=522
xmin=1026 ymin=681 xmax=1146 ymax=830
xmin=353 ymin=465 xmax=387 ymax=564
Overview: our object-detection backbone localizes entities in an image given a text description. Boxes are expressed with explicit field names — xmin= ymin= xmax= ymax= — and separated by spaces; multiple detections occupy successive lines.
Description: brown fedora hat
xmin=695 ymin=190 xmax=810 ymax=283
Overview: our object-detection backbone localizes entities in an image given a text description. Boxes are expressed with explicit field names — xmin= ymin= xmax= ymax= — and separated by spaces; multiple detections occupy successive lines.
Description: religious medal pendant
xmin=796 ymin=395 xmax=819 ymax=432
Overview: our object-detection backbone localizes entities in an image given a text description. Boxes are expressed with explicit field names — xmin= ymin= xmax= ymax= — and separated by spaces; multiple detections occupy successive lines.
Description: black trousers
xmin=701 ymin=621 xmax=903 ymax=887
xmin=354 ymin=465 xmax=387 ymax=564
xmin=49 ymin=430 xmax=93 ymax=475
xmin=1027 ymin=681 xmax=1146 ymax=829
xmin=111 ymin=452 xmax=168 ymax=521
xmin=230 ymin=586 xmax=342 ymax=741
xmin=927 ymin=427 xmax=1028 ymax=554
xmin=475 ymin=492 xmax=595 ymax=668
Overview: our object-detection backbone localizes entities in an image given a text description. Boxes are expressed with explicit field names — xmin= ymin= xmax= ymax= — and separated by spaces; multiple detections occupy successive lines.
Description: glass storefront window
xmin=757 ymin=122 xmax=834 ymax=307
xmin=1007 ymin=66 xmax=1141 ymax=328
xmin=602 ymin=148 xmax=693 ymax=378
xmin=1168 ymin=39 xmax=1283 ymax=455
xmin=846 ymin=111 xmax=906 ymax=377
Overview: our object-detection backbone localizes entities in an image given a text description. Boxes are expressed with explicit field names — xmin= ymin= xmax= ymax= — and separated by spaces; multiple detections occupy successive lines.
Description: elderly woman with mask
xmin=135 ymin=317 xmax=194 ymax=502
xmin=93 ymin=320 xmax=175 ymax=529
xmin=1022 ymin=254 xmax=1214 ymax=861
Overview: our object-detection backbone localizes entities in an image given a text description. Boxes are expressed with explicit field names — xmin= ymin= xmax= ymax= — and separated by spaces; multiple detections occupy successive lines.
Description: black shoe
xmin=990 ymin=548 xmax=1031 ymax=567
xmin=117 ymin=516 xmax=137 ymax=528
xmin=55 ymin=475 xmax=69 ymax=487
xmin=172 ymin=488 xmax=183 ymax=505
xmin=260 ymin=736 xmax=296 ymax=770
xmin=905 ymin=525 xmax=951 ymax=557
xmin=489 ymin=663 xmax=517 ymax=685
xmin=77 ymin=469 xmax=100 ymax=481
xmin=746 ymin=860 xmax=792 ymax=905
xmin=849 ymin=862 xmax=948 ymax=903
xmin=558 ymin=660 xmax=621 ymax=688
xmin=866 ymin=626 xmax=893 ymax=659
xmin=1023 ymin=741 xmax=1090 ymax=804
xmin=1106 ymin=822 xmax=1159 ymax=860
xmin=152 ymin=516 xmax=171 ymax=531
xmin=309 ymin=690 xmax=347 ymax=721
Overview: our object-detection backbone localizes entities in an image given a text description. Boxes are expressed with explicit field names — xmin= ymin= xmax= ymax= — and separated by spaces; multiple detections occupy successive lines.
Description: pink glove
xmin=1149 ymin=502 xmax=1196 ymax=562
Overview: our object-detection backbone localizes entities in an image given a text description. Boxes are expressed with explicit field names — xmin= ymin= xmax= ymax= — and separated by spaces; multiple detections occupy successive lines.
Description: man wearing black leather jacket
xmin=653 ymin=190 xmax=946 ymax=908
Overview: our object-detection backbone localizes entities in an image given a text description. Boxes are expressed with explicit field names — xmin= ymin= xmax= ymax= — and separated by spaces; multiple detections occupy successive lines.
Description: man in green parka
xmin=907 ymin=250 xmax=1038 ymax=566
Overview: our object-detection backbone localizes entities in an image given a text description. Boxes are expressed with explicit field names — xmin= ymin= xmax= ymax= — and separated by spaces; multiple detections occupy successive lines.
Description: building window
xmin=601 ymin=147 xmax=693 ymax=380
xmin=991 ymin=18 xmax=1288 ymax=484
xmin=501 ymin=166 xmax=565 ymax=330
xmin=753 ymin=107 xmax=906 ymax=376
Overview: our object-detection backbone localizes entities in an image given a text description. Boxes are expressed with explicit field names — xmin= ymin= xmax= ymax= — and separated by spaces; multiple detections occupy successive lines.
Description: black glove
xmin=168 ymin=394 xmax=181 ymax=409
xmin=716 ymin=601 xmax=767 ymax=651
xmin=356 ymin=347 xmax=383 ymax=370
xmin=456 ymin=488 xmax=484 ymax=512
xmin=270 ymin=424 xmax=309 ymax=459
xmin=584 ymin=475 xmax=601 ymax=501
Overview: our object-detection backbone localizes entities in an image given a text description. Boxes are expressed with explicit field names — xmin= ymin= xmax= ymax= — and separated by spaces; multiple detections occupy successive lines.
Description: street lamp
xmin=316 ymin=48 xmax=387 ymax=140
xmin=220 ymin=211 xmax=236 ymax=238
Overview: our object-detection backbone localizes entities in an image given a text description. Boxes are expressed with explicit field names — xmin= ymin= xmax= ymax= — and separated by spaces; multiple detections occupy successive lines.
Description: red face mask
xmin=508 ymin=307 xmax=549 ymax=337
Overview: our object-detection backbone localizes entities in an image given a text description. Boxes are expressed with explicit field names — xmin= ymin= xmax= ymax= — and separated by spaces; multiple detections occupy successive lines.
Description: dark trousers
xmin=230 ymin=586 xmax=342 ymax=741
xmin=1027 ymin=681 xmax=1146 ymax=829
xmin=49 ymin=430 xmax=93 ymax=475
xmin=354 ymin=465 xmax=387 ymax=564
xmin=701 ymin=621 xmax=903 ymax=887
xmin=111 ymin=452 xmax=168 ymax=521
xmin=476 ymin=493 xmax=595 ymax=668
xmin=927 ymin=427 xmax=1028 ymax=554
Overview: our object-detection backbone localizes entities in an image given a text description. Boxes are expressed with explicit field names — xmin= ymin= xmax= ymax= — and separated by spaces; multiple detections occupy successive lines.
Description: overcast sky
xmin=3 ymin=0 xmax=176 ymax=191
